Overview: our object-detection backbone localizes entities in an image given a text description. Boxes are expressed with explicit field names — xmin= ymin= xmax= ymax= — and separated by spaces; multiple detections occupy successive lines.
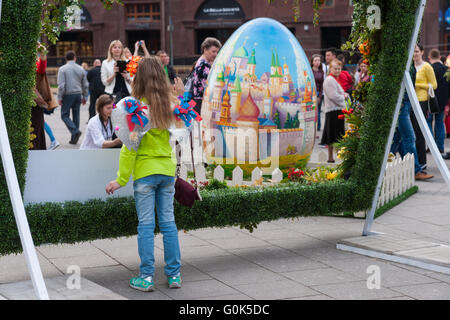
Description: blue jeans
xmin=390 ymin=99 xmax=422 ymax=174
xmin=61 ymin=94 xmax=81 ymax=137
xmin=426 ymin=111 xmax=445 ymax=152
xmin=44 ymin=122 xmax=55 ymax=142
xmin=133 ymin=174 xmax=181 ymax=278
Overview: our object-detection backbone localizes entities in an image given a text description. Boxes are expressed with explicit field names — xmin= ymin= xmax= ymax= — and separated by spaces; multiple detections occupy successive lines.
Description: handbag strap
xmin=175 ymin=130 xmax=198 ymax=190
xmin=189 ymin=130 xmax=198 ymax=190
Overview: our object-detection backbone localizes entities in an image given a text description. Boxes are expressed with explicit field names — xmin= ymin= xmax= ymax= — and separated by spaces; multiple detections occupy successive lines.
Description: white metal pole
xmin=0 ymin=0 xmax=49 ymax=300
xmin=0 ymin=101 xmax=49 ymax=300
xmin=405 ymin=73 xmax=450 ymax=187
xmin=362 ymin=0 xmax=427 ymax=236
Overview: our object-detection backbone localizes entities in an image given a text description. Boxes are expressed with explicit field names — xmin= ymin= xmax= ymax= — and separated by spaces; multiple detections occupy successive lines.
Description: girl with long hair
xmin=106 ymin=56 xmax=182 ymax=292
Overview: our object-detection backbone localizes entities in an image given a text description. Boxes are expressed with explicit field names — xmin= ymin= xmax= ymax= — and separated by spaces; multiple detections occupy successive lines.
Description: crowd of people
xmin=28 ymin=36 xmax=450 ymax=292
xmin=311 ymin=46 xmax=450 ymax=180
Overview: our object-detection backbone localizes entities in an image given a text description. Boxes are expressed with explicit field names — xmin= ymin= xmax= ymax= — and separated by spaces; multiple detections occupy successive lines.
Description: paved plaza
xmin=1 ymin=97 xmax=450 ymax=300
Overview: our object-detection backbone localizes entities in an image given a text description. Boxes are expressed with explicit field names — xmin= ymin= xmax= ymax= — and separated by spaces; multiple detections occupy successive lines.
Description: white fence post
xmin=213 ymin=165 xmax=224 ymax=182
xmin=232 ymin=166 xmax=243 ymax=186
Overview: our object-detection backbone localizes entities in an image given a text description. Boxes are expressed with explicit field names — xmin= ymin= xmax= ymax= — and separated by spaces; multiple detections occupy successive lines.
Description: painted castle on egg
xmin=202 ymin=41 xmax=317 ymax=163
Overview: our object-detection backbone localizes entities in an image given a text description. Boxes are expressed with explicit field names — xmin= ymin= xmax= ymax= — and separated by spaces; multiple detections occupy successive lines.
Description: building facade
xmin=48 ymin=0 xmax=440 ymax=66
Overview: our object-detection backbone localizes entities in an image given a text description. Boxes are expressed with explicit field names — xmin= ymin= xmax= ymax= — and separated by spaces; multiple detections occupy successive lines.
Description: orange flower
xmin=126 ymin=56 xmax=141 ymax=77
xmin=359 ymin=40 xmax=370 ymax=56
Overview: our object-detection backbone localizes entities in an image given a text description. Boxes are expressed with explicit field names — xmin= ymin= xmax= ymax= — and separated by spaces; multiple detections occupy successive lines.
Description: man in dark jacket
xmin=86 ymin=59 xmax=105 ymax=120
xmin=426 ymin=49 xmax=449 ymax=158
xmin=156 ymin=50 xmax=177 ymax=84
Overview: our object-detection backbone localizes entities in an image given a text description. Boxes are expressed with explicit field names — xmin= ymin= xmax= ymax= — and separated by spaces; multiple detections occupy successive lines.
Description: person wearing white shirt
xmin=80 ymin=94 xmax=122 ymax=150
xmin=101 ymin=40 xmax=132 ymax=103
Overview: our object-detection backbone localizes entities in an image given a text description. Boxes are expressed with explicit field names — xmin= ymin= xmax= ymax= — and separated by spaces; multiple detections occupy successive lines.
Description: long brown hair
xmin=96 ymin=94 xmax=114 ymax=123
xmin=132 ymin=56 xmax=175 ymax=129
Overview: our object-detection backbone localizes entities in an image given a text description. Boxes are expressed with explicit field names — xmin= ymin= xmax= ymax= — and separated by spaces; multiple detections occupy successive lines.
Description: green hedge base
xmin=0 ymin=181 xmax=368 ymax=256
xmin=333 ymin=185 xmax=418 ymax=219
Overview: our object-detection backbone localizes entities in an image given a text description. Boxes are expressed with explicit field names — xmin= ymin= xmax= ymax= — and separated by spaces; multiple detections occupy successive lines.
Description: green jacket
xmin=116 ymin=128 xmax=176 ymax=186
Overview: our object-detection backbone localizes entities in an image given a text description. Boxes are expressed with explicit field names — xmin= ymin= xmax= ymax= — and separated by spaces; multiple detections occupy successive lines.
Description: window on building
xmin=50 ymin=31 xmax=93 ymax=57
xmin=324 ymin=0 xmax=334 ymax=7
xmin=126 ymin=3 xmax=160 ymax=21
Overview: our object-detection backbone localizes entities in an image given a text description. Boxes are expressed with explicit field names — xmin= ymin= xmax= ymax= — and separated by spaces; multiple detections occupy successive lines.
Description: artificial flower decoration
xmin=124 ymin=99 xmax=149 ymax=132
xmin=111 ymin=97 xmax=152 ymax=151
xmin=126 ymin=56 xmax=141 ymax=78
xmin=173 ymin=97 xmax=202 ymax=127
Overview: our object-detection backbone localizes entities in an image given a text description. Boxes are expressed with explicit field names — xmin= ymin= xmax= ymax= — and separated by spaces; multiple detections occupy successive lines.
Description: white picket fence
xmin=377 ymin=153 xmax=415 ymax=208
xmin=179 ymin=153 xmax=416 ymax=209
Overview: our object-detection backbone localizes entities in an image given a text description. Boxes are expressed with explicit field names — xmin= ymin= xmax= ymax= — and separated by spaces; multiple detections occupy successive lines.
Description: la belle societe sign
xmin=196 ymin=0 xmax=245 ymax=20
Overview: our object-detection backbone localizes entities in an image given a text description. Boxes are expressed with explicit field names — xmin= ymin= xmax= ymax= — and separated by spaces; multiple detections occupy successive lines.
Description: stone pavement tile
xmin=0 ymin=276 xmax=126 ymax=300
xmin=323 ymin=258 xmax=440 ymax=288
xmin=239 ymin=228 xmax=314 ymax=242
xmin=196 ymin=293 xmax=252 ymax=300
xmin=282 ymin=268 xmax=360 ymax=287
xmin=48 ymin=253 xmax=119 ymax=271
xmin=375 ymin=214 xmax=422 ymax=226
xmin=187 ymin=228 xmax=247 ymax=240
xmin=207 ymin=267 xmax=285 ymax=286
xmin=286 ymin=294 xmax=334 ymax=300
xmin=293 ymin=246 xmax=362 ymax=263
xmin=80 ymin=265 xmax=135 ymax=286
xmin=419 ymin=230 xmax=450 ymax=245
xmin=248 ymin=254 xmax=329 ymax=273
xmin=311 ymin=281 xmax=401 ymax=300
xmin=228 ymin=246 xmax=294 ymax=263
xmin=297 ymin=227 xmax=361 ymax=242
xmin=151 ymin=264 xmax=212 ymax=285
xmin=179 ymin=235 xmax=212 ymax=248
xmin=158 ymin=279 xmax=239 ymax=300
xmin=207 ymin=235 xmax=269 ymax=250
xmin=267 ymin=237 xmax=333 ymax=252
xmin=178 ymin=245 xmax=231 ymax=261
xmin=186 ymin=255 xmax=260 ymax=273
xmin=90 ymin=236 xmax=137 ymax=251
xmin=425 ymin=272 xmax=450 ymax=284
xmin=388 ymin=222 xmax=448 ymax=237
xmin=37 ymin=242 xmax=105 ymax=259
xmin=104 ymin=280 xmax=172 ymax=300
xmin=414 ymin=215 xmax=450 ymax=226
xmin=389 ymin=262 xmax=437 ymax=275
xmin=234 ymin=279 xmax=319 ymax=300
xmin=375 ymin=296 xmax=415 ymax=300
xmin=390 ymin=282 xmax=450 ymax=300
xmin=0 ymin=252 xmax=63 ymax=284
xmin=395 ymin=245 xmax=450 ymax=266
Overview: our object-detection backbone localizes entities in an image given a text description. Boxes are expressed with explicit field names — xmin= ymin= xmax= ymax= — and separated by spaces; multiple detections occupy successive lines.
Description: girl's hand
xmin=173 ymin=77 xmax=184 ymax=96
xmin=106 ymin=180 xmax=121 ymax=195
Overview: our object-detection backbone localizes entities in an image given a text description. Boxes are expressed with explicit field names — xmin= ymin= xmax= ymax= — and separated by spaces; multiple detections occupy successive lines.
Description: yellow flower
xmin=326 ymin=171 xmax=338 ymax=180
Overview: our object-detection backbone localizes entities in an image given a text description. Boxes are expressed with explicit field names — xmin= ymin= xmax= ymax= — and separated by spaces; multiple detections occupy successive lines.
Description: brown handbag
xmin=174 ymin=131 xmax=202 ymax=207
xmin=36 ymin=72 xmax=58 ymax=110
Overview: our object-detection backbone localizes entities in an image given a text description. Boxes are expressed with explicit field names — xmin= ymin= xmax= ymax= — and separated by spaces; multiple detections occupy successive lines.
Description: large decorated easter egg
xmin=201 ymin=18 xmax=317 ymax=172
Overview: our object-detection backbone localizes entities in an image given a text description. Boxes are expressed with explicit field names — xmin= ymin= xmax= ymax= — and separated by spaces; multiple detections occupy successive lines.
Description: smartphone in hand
xmin=116 ymin=60 xmax=128 ymax=73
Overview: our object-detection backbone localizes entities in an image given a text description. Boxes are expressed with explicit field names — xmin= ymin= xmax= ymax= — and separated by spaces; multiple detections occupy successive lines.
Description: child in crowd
xmin=105 ymin=56 xmax=183 ymax=292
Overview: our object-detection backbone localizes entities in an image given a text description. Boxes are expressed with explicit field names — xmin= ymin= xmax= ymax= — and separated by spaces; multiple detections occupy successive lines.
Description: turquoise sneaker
xmin=129 ymin=276 xmax=154 ymax=292
xmin=168 ymin=275 xmax=182 ymax=288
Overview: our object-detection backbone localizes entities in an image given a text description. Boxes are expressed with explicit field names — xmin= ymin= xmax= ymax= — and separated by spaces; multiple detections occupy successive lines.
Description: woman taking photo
xmin=106 ymin=57 xmax=185 ymax=292
xmin=311 ymin=54 xmax=324 ymax=132
xmin=80 ymin=94 xmax=122 ymax=150
xmin=101 ymin=40 xmax=132 ymax=103
xmin=321 ymin=59 xmax=348 ymax=163
xmin=411 ymin=44 xmax=437 ymax=170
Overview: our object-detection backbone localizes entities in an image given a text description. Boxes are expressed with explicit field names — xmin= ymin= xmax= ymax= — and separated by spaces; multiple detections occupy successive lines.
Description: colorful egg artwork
xmin=201 ymin=18 xmax=317 ymax=172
